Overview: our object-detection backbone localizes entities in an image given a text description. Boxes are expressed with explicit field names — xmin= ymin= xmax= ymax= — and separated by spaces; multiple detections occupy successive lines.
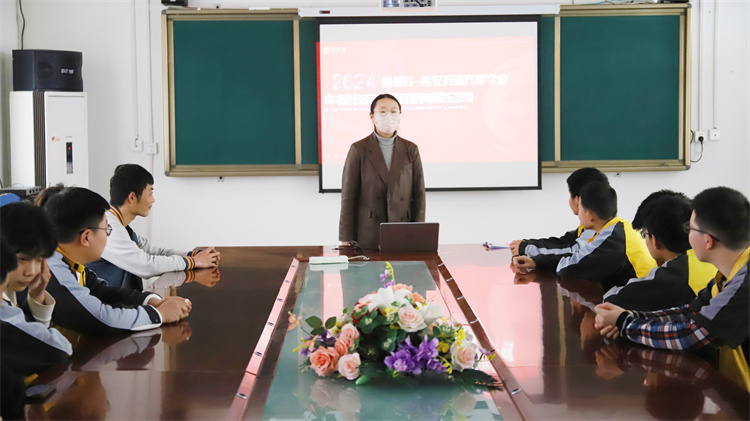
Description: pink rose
xmin=309 ymin=347 xmax=340 ymax=377
xmin=406 ymin=292 xmax=424 ymax=304
xmin=339 ymin=323 xmax=360 ymax=341
xmin=397 ymin=306 xmax=427 ymax=332
xmin=392 ymin=283 xmax=413 ymax=292
xmin=337 ymin=352 xmax=361 ymax=380
xmin=334 ymin=337 xmax=353 ymax=357
xmin=450 ymin=342 xmax=477 ymax=372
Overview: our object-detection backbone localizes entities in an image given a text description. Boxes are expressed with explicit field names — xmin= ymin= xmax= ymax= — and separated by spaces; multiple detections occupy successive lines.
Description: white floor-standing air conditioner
xmin=10 ymin=91 xmax=89 ymax=189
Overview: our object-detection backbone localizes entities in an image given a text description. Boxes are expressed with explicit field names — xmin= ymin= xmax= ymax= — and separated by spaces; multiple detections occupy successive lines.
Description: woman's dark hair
xmin=369 ymin=94 xmax=401 ymax=114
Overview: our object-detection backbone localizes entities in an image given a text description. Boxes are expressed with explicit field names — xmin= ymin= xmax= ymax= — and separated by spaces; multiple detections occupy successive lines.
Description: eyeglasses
xmin=79 ymin=224 xmax=112 ymax=237
xmin=637 ymin=229 xmax=652 ymax=239
xmin=375 ymin=110 xmax=400 ymax=117
xmin=682 ymin=222 xmax=720 ymax=242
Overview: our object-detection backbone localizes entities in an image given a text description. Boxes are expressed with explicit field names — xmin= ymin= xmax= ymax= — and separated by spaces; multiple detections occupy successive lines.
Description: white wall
xmin=2 ymin=0 xmax=748 ymax=248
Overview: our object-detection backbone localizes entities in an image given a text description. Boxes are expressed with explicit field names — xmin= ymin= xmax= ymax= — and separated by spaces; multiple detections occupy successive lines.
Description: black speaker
xmin=161 ymin=0 xmax=188 ymax=6
xmin=12 ymin=49 xmax=83 ymax=92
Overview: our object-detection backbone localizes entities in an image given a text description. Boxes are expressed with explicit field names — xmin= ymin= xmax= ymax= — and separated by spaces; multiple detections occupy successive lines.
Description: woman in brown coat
xmin=338 ymin=94 xmax=426 ymax=250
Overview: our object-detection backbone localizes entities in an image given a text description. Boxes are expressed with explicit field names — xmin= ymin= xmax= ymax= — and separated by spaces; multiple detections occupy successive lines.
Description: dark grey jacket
xmin=339 ymin=133 xmax=426 ymax=250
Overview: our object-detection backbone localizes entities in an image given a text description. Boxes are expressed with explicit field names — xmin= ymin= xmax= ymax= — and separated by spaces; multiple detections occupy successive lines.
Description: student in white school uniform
xmin=88 ymin=164 xmax=220 ymax=290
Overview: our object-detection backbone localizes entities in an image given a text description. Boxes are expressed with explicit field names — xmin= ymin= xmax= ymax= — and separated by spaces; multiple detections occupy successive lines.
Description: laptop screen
xmin=379 ymin=222 xmax=439 ymax=252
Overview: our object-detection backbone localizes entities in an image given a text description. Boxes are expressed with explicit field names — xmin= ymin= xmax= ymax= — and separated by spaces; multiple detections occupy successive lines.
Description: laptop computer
xmin=379 ymin=222 xmax=439 ymax=252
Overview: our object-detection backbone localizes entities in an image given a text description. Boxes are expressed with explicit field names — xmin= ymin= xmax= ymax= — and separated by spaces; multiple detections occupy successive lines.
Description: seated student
xmin=510 ymin=167 xmax=609 ymax=257
xmin=513 ymin=182 xmax=656 ymax=290
xmin=603 ymin=195 xmax=696 ymax=311
xmin=595 ymin=187 xmax=750 ymax=391
xmin=0 ymin=238 xmax=25 ymax=420
xmin=0 ymin=233 xmax=71 ymax=421
xmin=0 ymin=204 xmax=72 ymax=375
xmin=88 ymin=164 xmax=219 ymax=290
xmin=631 ymin=189 xmax=717 ymax=294
xmin=41 ymin=186 xmax=191 ymax=336
xmin=1 ymin=202 xmax=58 ymax=324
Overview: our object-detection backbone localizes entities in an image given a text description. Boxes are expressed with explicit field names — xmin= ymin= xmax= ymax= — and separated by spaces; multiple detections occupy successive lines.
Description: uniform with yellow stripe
xmin=692 ymin=246 xmax=750 ymax=391
xmin=534 ymin=217 xmax=657 ymax=290
xmin=88 ymin=206 xmax=198 ymax=290
xmin=46 ymin=248 xmax=163 ymax=336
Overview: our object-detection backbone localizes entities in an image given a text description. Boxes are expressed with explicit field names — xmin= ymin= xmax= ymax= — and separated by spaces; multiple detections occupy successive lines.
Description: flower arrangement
xmin=293 ymin=262 xmax=495 ymax=384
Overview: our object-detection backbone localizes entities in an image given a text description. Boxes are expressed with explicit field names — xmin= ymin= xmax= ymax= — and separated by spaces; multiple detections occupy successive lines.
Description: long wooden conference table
xmin=28 ymin=245 xmax=749 ymax=420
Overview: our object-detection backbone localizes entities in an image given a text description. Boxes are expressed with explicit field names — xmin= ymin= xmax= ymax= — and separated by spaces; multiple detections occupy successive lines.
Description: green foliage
xmin=305 ymin=316 xmax=323 ymax=329
xmin=324 ymin=316 xmax=336 ymax=329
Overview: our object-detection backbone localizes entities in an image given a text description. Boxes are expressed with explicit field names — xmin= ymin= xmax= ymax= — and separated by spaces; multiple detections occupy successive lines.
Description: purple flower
xmin=319 ymin=330 xmax=335 ymax=347
xmin=300 ymin=348 xmax=310 ymax=357
xmin=385 ymin=344 xmax=422 ymax=375
xmin=379 ymin=270 xmax=394 ymax=288
xmin=417 ymin=336 xmax=439 ymax=360
xmin=425 ymin=358 xmax=447 ymax=373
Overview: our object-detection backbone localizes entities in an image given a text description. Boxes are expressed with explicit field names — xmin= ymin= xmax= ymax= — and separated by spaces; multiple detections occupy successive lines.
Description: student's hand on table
xmin=194 ymin=268 xmax=221 ymax=288
xmin=599 ymin=325 xmax=621 ymax=340
xmin=511 ymin=255 xmax=537 ymax=270
xmin=156 ymin=296 xmax=192 ymax=323
xmin=28 ymin=259 xmax=51 ymax=304
xmin=509 ymin=240 xmax=522 ymax=256
xmin=203 ymin=246 xmax=221 ymax=262
xmin=194 ymin=248 xmax=220 ymax=268
xmin=594 ymin=302 xmax=626 ymax=337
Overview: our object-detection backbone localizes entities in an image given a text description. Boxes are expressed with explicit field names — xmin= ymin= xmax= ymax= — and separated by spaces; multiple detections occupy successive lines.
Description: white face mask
xmin=373 ymin=112 xmax=400 ymax=135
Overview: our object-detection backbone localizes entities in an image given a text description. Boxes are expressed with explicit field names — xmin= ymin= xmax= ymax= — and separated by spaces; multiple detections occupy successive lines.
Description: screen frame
xmin=315 ymin=14 xmax=542 ymax=193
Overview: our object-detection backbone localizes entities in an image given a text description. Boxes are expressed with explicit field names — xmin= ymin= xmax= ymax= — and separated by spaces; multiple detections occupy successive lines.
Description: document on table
xmin=482 ymin=242 xmax=510 ymax=250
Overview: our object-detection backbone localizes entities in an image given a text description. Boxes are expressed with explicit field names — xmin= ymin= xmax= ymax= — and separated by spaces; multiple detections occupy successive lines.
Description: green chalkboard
xmin=163 ymin=4 xmax=690 ymax=176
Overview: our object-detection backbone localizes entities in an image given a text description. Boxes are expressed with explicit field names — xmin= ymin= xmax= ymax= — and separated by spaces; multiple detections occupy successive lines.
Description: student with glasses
xmin=630 ymin=189 xmax=717 ymax=294
xmin=40 ymin=186 xmax=193 ymax=336
xmin=596 ymin=186 xmax=750 ymax=391
xmin=339 ymin=93 xmax=426 ymax=250
xmin=602 ymin=195 xmax=697 ymax=311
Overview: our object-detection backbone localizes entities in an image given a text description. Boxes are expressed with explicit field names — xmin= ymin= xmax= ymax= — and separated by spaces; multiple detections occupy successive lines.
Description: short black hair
xmin=632 ymin=190 xmax=688 ymax=230
xmin=109 ymin=164 xmax=154 ymax=207
xmin=641 ymin=196 xmax=692 ymax=254
xmin=692 ymin=187 xmax=750 ymax=250
xmin=34 ymin=183 xmax=65 ymax=207
xmin=566 ymin=167 xmax=609 ymax=198
xmin=0 ymin=202 xmax=58 ymax=258
xmin=41 ymin=187 xmax=110 ymax=244
xmin=579 ymin=181 xmax=617 ymax=221
xmin=1 ymin=237 xmax=18 ymax=283
xmin=370 ymin=94 xmax=401 ymax=114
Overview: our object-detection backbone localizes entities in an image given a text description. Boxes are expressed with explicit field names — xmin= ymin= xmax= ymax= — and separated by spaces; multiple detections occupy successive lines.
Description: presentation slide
xmin=318 ymin=21 xmax=539 ymax=191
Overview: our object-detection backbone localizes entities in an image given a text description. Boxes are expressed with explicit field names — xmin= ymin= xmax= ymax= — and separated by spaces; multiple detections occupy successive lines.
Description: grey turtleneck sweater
xmin=374 ymin=132 xmax=395 ymax=171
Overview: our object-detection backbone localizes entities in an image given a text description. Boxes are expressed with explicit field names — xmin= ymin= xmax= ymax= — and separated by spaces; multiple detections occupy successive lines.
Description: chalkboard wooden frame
xmin=162 ymin=4 xmax=691 ymax=177
xmin=543 ymin=4 xmax=691 ymax=172
xmin=162 ymin=9 xmax=317 ymax=176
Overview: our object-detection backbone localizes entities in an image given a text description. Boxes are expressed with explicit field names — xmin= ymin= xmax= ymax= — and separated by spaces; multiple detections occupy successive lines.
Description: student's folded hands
xmin=152 ymin=296 xmax=192 ymax=323
xmin=194 ymin=247 xmax=221 ymax=268
xmin=511 ymin=255 xmax=537 ymax=271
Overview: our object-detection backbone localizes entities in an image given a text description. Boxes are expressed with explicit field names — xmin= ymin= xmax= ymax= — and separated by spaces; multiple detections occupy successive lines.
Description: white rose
xmin=450 ymin=341 xmax=477 ymax=372
xmin=397 ymin=306 xmax=427 ymax=332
